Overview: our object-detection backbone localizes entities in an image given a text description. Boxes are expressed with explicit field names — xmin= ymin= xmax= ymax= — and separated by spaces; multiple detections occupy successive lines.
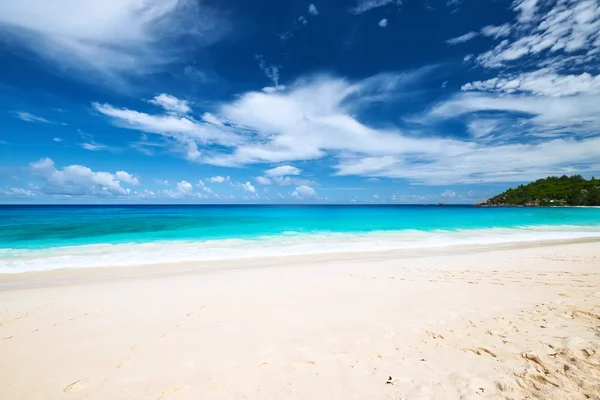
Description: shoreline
xmin=1 ymin=240 xmax=599 ymax=399
xmin=2 ymin=236 xmax=600 ymax=288
xmin=2 ymin=225 xmax=600 ymax=275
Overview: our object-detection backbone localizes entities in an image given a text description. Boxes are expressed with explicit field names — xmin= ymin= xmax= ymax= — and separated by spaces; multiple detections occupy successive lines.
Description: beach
xmin=1 ymin=239 xmax=600 ymax=399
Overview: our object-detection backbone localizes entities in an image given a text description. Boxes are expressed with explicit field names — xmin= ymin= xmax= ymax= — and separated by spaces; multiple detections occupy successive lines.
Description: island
xmin=475 ymin=175 xmax=600 ymax=206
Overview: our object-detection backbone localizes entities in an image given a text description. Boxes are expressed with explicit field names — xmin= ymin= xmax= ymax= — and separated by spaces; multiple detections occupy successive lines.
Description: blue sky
xmin=1 ymin=0 xmax=599 ymax=204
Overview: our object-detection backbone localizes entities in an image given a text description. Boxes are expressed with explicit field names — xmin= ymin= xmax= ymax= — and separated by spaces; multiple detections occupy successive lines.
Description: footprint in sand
xmin=63 ymin=378 xmax=90 ymax=393
xmin=463 ymin=347 xmax=497 ymax=358
xmin=425 ymin=331 xmax=444 ymax=340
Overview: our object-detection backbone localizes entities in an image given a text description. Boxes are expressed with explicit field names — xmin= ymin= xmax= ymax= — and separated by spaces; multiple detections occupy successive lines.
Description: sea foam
xmin=1 ymin=225 xmax=600 ymax=273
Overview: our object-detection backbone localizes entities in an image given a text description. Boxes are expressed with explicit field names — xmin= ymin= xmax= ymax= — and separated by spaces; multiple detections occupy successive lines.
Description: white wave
xmin=1 ymin=225 xmax=600 ymax=273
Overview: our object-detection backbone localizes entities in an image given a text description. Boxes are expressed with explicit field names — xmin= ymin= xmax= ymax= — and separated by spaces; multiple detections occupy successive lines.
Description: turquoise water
xmin=1 ymin=205 xmax=600 ymax=272
xmin=1 ymin=205 xmax=600 ymax=249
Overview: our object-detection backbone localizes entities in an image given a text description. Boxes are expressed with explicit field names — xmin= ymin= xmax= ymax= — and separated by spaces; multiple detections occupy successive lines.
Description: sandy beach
xmin=1 ymin=240 xmax=600 ymax=399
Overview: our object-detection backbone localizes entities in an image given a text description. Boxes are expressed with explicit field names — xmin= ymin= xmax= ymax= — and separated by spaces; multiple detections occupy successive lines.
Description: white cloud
xmin=149 ymin=94 xmax=191 ymax=115
xmin=13 ymin=111 xmax=50 ymax=123
xmin=115 ymin=171 xmax=140 ymax=186
xmin=462 ymin=69 xmax=600 ymax=97
xmin=208 ymin=176 xmax=229 ymax=183
xmin=255 ymin=55 xmax=282 ymax=88
xmin=0 ymin=0 xmax=227 ymax=81
xmin=202 ymin=113 xmax=224 ymax=126
xmin=265 ymin=165 xmax=301 ymax=176
xmin=334 ymin=136 xmax=600 ymax=184
xmin=481 ymin=24 xmax=511 ymax=39
xmin=238 ymin=181 xmax=256 ymax=193
xmin=196 ymin=180 xmax=205 ymax=187
xmin=93 ymin=101 xmax=242 ymax=162
xmin=430 ymin=89 xmax=600 ymax=138
xmin=475 ymin=0 xmax=600 ymax=68
xmin=350 ymin=0 xmax=397 ymax=14
xmin=1 ymin=188 xmax=35 ymax=197
xmin=94 ymin=67 xmax=439 ymax=168
xmin=513 ymin=0 xmax=538 ymax=23
xmin=446 ymin=31 xmax=479 ymax=45
xmin=53 ymin=137 xmax=62 ymax=142
xmin=93 ymin=62 xmax=600 ymax=185
xmin=446 ymin=23 xmax=510 ymax=46
xmin=372 ymin=194 xmax=379 ymax=199
xmin=160 ymin=180 xmax=203 ymax=199
xmin=378 ymin=18 xmax=388 ymax=28
xmin=291 ymin=185 xmax=317 ymax=199
xmin=366 ymin=177 xmax=380 ymax=182
xmin=467 ymin=119 xmax=499 ymax=139
xmin=441 ymin=190 xmax=457 ymax=198
xmin=176 ymin=180 xmax=192 ymax=193
xmin=80 ymin=141 xmax=109 ymax=151
xmin=308 ymin=4 xmax=319 ymax=15
xmin=29 ymin=157 xmax=135 ymax=196
xmin=255 ymin=176 xmax=272 ymax=185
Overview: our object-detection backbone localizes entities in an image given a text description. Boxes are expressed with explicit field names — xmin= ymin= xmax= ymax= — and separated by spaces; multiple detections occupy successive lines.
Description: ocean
xmin=1 ymin=205 xmax=600 ymax=273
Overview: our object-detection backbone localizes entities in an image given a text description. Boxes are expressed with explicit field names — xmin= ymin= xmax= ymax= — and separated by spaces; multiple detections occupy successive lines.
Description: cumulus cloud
xmin=238 ymin=181 xmax=256 ymax=193
xmin=441 ymin=190 xmax=457 ymax=198
xmin=0 ymin=0 xmax=228 ymax=81
xmin=28 ymin=157 xmax=136 ymax=196
xmin=255 ymin=176 xmax=272 ymax=185
xmin=149 ymin=94 xmax=191 ymax=115
xmin=265 ymin=165 xmax=301 ymax=176
xmin=308 ymin=4 xmax=319 ymax=15
xmin=115 ymin=171 xmax=140 ymax=186
xmin=53 ymin=137 xmax=62 ymax=142
xmin=291 ymin=185 xmax=317 ymax=199
xmin=378 ymin=18 xmax=388 ymax=28
xmin=208 ymin=175 xmax=229 ymax=183
xmin=160 ymin=180 xmax=204 ymax=199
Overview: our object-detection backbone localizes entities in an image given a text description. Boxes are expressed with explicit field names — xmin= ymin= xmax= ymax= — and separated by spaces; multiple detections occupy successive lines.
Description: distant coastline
xmin=474 ymin=175 xmax=600 ymax=207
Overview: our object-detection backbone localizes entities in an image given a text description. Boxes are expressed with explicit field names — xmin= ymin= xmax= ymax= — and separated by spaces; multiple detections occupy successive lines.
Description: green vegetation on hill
xmin=476 ymin=175 xmax=600 ymax=206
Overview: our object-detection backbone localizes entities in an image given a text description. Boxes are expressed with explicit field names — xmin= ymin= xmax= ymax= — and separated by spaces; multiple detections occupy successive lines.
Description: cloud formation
xmin=13 ymin=111 xmax=50 ymax=124
xmin=0 ymin=0 xmax=227 ymax=81
xmin=93 ymin=48 xmax=600 ymax=185
xmin=29 ymin=157 xmax=138 ymax=196
xmin=291 ymin=185 xmax=317 ymax=199
xmin=350 ymin=0 xmax=398 ymax=14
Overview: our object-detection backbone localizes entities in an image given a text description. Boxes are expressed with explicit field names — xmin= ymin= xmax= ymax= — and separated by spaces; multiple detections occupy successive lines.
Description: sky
xmin=0 ymin=0 xmax=599 ymax=204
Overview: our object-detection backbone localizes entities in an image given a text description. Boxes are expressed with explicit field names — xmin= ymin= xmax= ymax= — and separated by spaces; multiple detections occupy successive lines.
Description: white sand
xmin=1 ymin=240 xmax=600 ymax=399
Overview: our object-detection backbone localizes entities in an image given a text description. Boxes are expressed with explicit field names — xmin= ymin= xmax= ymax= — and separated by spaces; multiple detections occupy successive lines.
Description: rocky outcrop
xmin=474 ymin=197 xmax=540 ymax=207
